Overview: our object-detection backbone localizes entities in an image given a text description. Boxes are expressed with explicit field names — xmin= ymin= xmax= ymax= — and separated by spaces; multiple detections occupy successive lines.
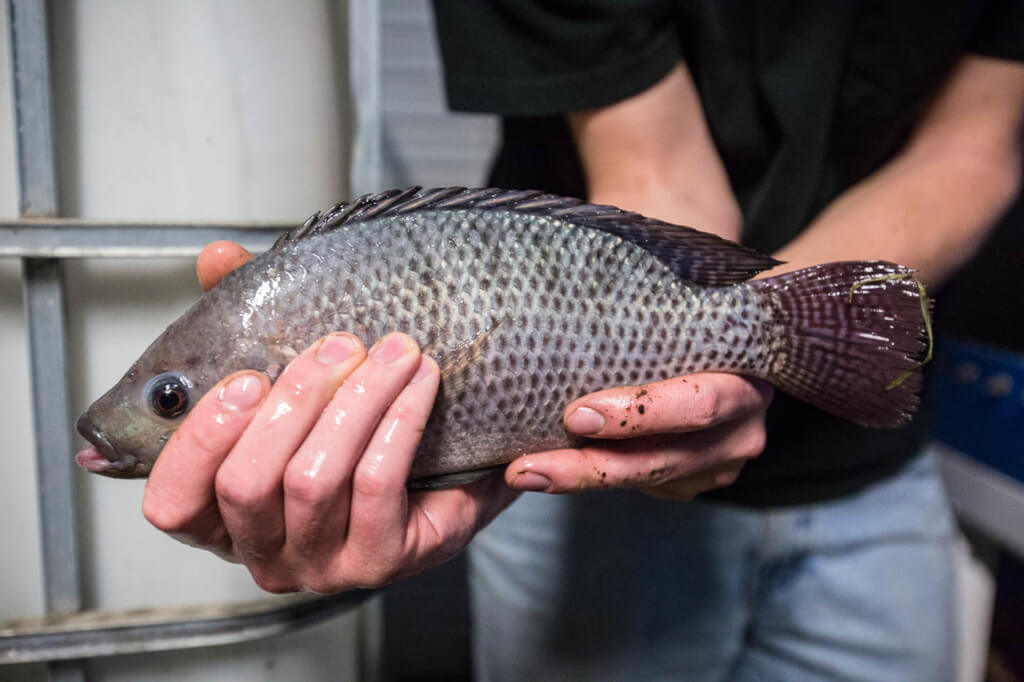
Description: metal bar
xmin=348 ymin=3 xmax=385 ymax=678
xmin=937 ymin=445 xmax=1024 ymax=561
xmin=0 ymin=591 xmax=373 ymax=664
xmin=8 ymin=1 xmax=86 ymax=679
xmin=0 ymin=221 xmax=289 ymax=258
xmin=8 ymin=0 xmax=56 ymax=217
xmin=347 ymin=3 xmax=385 ymax=679
xmin=348 ymin=0 xmax=381 ymax=197
xmin=9 ymin=0 xmax=78 ymax=612
xmin=22 ymin=258 xmax=78 ymax=614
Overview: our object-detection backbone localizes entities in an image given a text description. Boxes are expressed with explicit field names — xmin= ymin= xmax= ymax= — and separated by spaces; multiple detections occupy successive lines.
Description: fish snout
xmin=74 ymin=411 xmax=147 ymax=478
xmin=76 ymin=412 xmax=120 ymax=462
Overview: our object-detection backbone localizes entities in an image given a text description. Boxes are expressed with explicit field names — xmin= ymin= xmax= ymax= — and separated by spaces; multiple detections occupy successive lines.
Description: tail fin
xmin=753 ymin=261 xmax=931 ymax=428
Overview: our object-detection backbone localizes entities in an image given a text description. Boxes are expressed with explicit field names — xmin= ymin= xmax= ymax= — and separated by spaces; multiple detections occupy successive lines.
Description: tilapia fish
xmin=76 ymin=186 xmax=928 ymax=487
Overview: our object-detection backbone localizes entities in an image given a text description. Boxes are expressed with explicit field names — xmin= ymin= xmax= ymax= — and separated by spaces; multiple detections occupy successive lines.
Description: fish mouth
xmin=75 ymin=413 xmax=144 ymax=478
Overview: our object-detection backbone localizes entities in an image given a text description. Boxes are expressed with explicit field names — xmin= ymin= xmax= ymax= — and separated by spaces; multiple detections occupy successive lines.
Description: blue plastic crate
xmin=931 ymin=337 xmax=1024 ymax=483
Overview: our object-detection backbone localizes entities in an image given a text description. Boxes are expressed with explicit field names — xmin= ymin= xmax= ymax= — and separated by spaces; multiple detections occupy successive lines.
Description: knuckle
xmin=356 ymin=564 xmax=400 ymax=589
xmin=712 ymin=467 xmax=741 ymax=488
xmin=215 ymin=467 xmax=274 ymax=512
xmin=300 ymin=576 xmax=339 ymax=595
xmin=249 ymin=567 xmax=298 ymax=594
xmin=393 ymin=401 xmax=431 ymax=429
xmin=737 ymin=426 xmax=767 ymax=460
xmin=283 ymin=465 xmax=332 ymax=506
xmin=142 ymin=495 xmax=191 ymax=533
xmin=352 ymin=465 xmax=396 ymax=499
xmin=688 ymin=386 xmax=719 ymax=428
xmin=641 ymin=453 xmax=676 ymax=487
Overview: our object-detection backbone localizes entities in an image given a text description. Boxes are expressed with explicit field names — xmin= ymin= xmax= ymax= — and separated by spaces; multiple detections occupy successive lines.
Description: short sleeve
xmin=431 ymin=0 xmax=680 ymax=115
xmin=970 ymin=0 xmax=1024 ymax=62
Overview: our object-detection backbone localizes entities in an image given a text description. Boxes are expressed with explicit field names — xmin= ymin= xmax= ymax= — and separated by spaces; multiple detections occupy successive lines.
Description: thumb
xmin=197 ymin=241 xmax=253 ymax=292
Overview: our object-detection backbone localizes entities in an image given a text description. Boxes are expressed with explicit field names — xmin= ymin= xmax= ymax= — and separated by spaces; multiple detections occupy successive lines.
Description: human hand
xmin=141 ymin=241 xmax=517 ymax=593
xmin=506 ymin=374 xmax=772 ymax=500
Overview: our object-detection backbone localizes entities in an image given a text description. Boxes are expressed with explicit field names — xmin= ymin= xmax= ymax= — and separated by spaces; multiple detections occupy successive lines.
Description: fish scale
xmin=76 ymin=187 xmax=927 ymax=483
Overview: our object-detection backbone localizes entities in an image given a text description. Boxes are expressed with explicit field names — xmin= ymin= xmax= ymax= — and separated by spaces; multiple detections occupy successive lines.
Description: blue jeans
xmin=468 ymin=452 xmax=957 ymax=681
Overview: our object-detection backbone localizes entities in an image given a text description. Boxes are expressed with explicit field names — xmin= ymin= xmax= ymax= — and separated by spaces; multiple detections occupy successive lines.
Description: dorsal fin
xmin=275 ymin=186 xmax=781 ymax=284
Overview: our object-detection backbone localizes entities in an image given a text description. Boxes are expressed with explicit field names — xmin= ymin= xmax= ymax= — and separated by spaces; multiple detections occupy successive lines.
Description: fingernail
xmin=512 ymin=471 xmax=551 ymax=492
xmin=371 ymin=334 xmax=412 ymax=364
xmin=317 ymin=334 xmax=358 ymax=365
xmin=566 ymin=407 xmax=605 ymax=434
xmin=219 ymin=374 xmax=264 ymax=412
xmin=410 ymin=357 xmax=432 ymax=383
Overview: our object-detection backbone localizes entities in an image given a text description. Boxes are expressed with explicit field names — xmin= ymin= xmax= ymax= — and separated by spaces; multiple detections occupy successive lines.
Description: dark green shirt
xmin=432 ymin=0 xmax=1024 ymax=506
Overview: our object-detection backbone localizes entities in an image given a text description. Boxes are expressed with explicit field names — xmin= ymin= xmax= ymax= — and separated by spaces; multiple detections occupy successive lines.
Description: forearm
xmin=774 ymin=56 xmax=1024 ymax=288
xmin=568 ymin=62 xmax=743 ymax=240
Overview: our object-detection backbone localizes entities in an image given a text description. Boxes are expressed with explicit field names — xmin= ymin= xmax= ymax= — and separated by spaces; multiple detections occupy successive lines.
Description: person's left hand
xmin=505 ymin=374 xmax=773 ymax=500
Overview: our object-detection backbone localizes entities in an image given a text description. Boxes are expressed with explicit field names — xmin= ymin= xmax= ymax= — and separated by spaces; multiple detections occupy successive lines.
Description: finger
xmin=400 ymin=473 xmax=517 ymax=574
xmin=143 ymin=370 xmax=269 ymax=553
xmin=300 ymin=471 xmax=515 ymax=594
xmin=507 ymin=415 xmax=767 ymax=493
xmin=197 ymin=241 xmax=252 ymax=292
xmin=282 ymin=347 xmax=432 ymax=565
xmin=643 ymin=459 xmax=747 ymax=500
xmin=215 ymin=333 xmax=365 ymax=562
xmin=308 ymin=339 xmax=424 ymax=574
xmin=343 ymin=355 xmax=437 ymax=559
xmin=563 ymin=373 xmax=773 ymax=439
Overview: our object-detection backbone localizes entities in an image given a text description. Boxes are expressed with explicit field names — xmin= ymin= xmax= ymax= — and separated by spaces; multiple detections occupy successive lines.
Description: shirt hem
xmin=444 ymin=28 xmax=681 ymax=116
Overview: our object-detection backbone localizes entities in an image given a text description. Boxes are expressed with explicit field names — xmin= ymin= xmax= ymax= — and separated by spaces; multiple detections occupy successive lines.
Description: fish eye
xmin=146 ymin=373 xmax=191 ymax=419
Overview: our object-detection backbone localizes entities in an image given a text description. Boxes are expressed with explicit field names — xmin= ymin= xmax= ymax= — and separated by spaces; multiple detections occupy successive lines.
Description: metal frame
xmin=1 ymin=0 xmax=383 ymax=678
xmin=0 ymin=591 xmax=373 ymax=665
xmin=0 ymin=220 xmax=286 ymax=257
xmin=937 ymin=446 xmax=1024 ymax=561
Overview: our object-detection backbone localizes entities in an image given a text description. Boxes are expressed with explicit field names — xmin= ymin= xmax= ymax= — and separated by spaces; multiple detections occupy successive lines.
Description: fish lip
xmin=75 ymin=412 xmax=138 ymax=473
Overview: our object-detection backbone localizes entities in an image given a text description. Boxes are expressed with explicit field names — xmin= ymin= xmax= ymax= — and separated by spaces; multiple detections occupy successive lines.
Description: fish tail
xmin=752 ymin=261 xmax=932 ymax=428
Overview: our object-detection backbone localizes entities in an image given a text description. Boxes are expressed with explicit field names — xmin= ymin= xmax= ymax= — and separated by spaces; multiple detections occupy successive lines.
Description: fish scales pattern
xmin=243 ymin=207 xmax=775 ymax=478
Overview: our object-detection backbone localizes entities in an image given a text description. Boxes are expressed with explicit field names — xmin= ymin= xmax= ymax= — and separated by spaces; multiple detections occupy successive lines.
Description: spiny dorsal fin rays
xmin=276 ymin=186 xmax=782 ymax=285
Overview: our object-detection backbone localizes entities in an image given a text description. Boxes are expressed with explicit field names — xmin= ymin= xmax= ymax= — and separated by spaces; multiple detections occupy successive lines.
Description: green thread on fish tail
xmin=847 ymin=273 xmax=933 ymax=390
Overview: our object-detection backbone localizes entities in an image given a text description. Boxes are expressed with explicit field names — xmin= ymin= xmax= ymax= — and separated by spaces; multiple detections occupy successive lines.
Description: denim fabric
xmin=468 ymin=452 xmax=957 ymax=681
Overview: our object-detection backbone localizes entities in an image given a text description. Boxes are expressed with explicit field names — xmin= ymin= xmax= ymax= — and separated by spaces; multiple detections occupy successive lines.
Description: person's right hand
xmin=506 ymin=373 xmax=772 ymax=500
xmin=141 ymin=241 xmax=519 ymax=593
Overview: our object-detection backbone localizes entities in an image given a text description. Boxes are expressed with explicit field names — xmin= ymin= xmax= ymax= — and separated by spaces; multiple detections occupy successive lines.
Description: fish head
xmin=75 ymin=326 xmax=221 ymax=479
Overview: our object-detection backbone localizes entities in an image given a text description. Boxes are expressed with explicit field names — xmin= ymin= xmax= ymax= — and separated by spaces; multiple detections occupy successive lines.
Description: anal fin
xmin=406 ymin=465 xmax=505 ymax=490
